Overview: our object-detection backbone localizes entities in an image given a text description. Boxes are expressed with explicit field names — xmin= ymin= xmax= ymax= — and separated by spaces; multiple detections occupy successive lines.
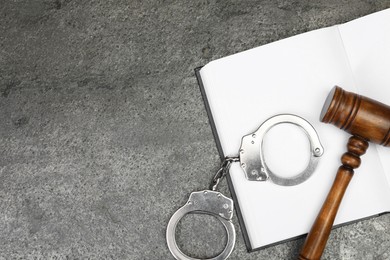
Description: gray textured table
xmin=1 ymin=1 xmax=390 ymax=259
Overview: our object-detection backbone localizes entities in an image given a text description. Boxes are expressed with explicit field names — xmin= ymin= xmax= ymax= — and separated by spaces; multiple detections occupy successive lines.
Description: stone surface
xmin=1 ymin=0 xmax=390 ymax=259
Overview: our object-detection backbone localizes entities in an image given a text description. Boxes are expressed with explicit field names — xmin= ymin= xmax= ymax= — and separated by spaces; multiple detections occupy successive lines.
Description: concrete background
xmin=1 ymin=0 xmax=390 ymax=259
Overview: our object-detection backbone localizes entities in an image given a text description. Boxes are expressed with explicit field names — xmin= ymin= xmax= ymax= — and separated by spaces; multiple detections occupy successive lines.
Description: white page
xmin=200 ymin=21 xmax=390 ymax=249
xmin=338 ymin=8 xmax=390 ymax=192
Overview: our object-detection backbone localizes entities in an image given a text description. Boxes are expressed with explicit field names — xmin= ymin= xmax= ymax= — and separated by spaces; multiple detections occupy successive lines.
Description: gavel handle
xmin=298 ymin=166 xmax=353 ymax=259
xmin=298 ymin=136 xmax=369 ymax=260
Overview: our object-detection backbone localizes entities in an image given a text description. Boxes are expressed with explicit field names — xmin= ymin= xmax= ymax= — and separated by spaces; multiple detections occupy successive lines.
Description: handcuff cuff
xmin=166 ymin=114 xmax=324 ymax=260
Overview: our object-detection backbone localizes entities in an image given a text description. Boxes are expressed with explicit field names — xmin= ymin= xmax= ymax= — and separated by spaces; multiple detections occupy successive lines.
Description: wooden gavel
xmin=298 ymin=86 xmax=390 ymax=260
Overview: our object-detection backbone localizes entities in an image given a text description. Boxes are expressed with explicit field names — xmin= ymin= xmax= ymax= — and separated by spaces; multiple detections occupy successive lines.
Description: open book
xmin=196 ymin=9 xmax=390 ymax=251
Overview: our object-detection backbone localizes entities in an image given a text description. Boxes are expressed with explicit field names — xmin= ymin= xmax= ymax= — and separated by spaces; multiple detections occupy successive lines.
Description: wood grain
xmin=298 ymin=136 xmax=368 ymax=260
xmin=299 ymin=86 xmax=390 ymax=259
xmin=320 ymin=86 xmax=390 ymax=146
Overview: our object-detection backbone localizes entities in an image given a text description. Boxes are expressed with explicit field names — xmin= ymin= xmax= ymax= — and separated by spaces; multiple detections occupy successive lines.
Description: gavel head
xmin=320 ymin=86 xmax=390 ymax=147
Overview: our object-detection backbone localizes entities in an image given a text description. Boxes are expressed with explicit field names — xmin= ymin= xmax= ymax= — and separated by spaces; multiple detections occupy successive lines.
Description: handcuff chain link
xmin=210 ymin=156 xmax=240 ymax=191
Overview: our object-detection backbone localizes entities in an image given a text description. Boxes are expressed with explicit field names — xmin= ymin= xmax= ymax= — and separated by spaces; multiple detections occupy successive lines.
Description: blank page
xmin=338 ymin=8 xmax=390 ymax=191
xmin=200 ymin=15 xmax=390 ymax=249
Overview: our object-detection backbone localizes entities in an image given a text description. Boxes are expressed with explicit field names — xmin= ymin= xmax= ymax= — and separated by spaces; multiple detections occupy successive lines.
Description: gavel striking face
xmin=299 ymin=86 xmax=390 ymax=260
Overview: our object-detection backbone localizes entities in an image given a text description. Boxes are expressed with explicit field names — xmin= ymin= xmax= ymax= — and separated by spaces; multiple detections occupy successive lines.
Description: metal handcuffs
xmin=166 ymin=114 xmax=324 ymax=260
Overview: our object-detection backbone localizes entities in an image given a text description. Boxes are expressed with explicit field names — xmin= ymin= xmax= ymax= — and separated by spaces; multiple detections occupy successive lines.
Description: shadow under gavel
xmin=298 ymin=86 xmax=390 ymax=260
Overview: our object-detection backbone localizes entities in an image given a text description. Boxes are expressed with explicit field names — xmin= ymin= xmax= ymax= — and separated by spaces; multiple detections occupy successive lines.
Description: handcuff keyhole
xmin=175 ymin=213 xmax=227 ymax=259
xmin=263 ymin=123 xmax=310 ymax=178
